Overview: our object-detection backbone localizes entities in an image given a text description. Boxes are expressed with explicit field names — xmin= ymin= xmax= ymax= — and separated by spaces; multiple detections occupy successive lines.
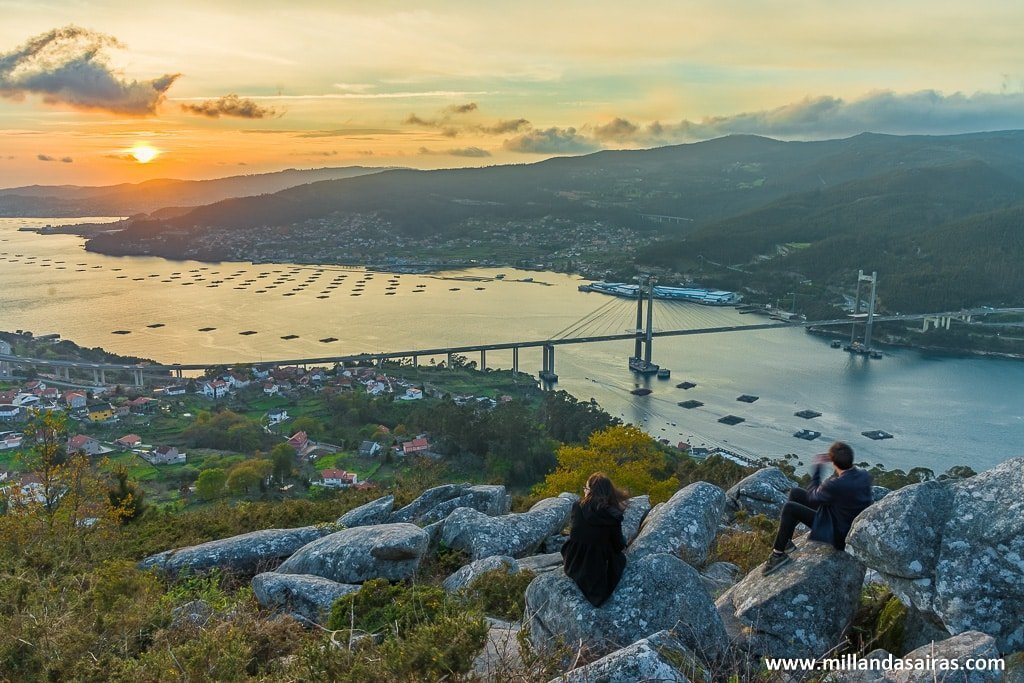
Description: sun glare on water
xmin=130 ymin=144 xmax=159 ymax=163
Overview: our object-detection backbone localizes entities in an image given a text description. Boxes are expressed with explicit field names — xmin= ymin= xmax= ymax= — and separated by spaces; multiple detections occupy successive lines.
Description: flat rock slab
xmin=277 ymin=523 xmax=428 ymax=583
xmin=443 ymin=555 xmax=519 ymax=593
xmin=138 ymin=525 xmax=334 ymax=576
xmin=526 ymin=552 xmax=728 ymax=662
xmin=725 ymin=467 xmax=799 ymax=519
xmin=389 ymin=483 xmax=510 ymax=525
xmin=337 ymin=495 xmax=394 ymax=528
xmin=251 ymin=572 xmax=359 ymax=625
xmin=628 ymin=482 xmax=726 ymax=566
xmin=716 ymin=543 xmax=865 ymax=660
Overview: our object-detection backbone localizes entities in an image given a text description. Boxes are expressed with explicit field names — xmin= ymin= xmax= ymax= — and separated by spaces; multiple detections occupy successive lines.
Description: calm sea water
xmin=2 ymin=217 xmax=1022 ymax=474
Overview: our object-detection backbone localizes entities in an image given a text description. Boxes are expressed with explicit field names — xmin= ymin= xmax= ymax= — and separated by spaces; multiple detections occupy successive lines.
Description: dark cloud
xmin=475 ymin=118 xmax=530 ymax=135
xmin=404 ymin=113 xmax=434 ymax=126
xmin=445 ymin=102 xmax=478 ymax=114
xmin=418 ymin=146 xmax=492 ymax=157
xmin=181 ymin=94 xmax=278 ymax=119
xmin=592 ymin=117 xmax=639 ymax=141
xmin=61 ymin=156 xmax=73 ymax=163
xmin=0 ymin=26 xmax=179 ymax=115
xmin=659 ymin=90 xmax=1024 ymax=140
xmin=37 ymin=154 xmax=72 ymax=162
xmin=502 ymin=127 xmax=599 ymax=154
xmin=295 ymin=128 xmax=402 ymax=137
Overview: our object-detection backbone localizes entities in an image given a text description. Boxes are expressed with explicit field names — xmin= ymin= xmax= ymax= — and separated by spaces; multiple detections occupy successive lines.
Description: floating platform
xmin=111 ymin=330 xmax=131 ymax=335
xmin=718 ymin=415 xmax=745 ymax=425
xmin=280 ymin=334 xmax=299 ymax=340
xmin=794 ymin=429 xmax=821 ymax=440
xmin=862 ymin=430 xmax=894 ymax=440
xmin=737 ymin=394 xmax=759 ymax=403
xmin=795 ymin=409 xmax=822 ymax=419
xmin=319 ymin=337 xmax=338 ymax=343
xmin=198 ymin=327 xmax=216 ymax=332
xmin=146 ymin=323 xmax=165 ymax=328
xmin=657 ymin=368 xmax=671 ymax=379
xmin=678 ymin=400 xmax=704 ymax=409
xmin=239 ymin=330 xmax=257 ymax=335
xmin=676 ymin=381 xmax=697 ymax=390
xmin=630 ymin=387 xmax=652 ymax=396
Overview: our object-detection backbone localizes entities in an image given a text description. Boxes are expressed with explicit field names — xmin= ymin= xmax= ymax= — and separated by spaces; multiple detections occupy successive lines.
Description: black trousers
xmin=772 ymin=488 xmax=820 ymax=552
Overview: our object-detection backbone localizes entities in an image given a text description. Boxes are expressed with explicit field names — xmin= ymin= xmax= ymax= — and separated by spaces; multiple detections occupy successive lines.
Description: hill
xmin=0 ymin=166 xmax=399 ymax=217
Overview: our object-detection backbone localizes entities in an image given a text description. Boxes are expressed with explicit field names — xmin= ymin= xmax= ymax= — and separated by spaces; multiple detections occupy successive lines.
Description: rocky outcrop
xmin=829 ymin=631 xmax=1003 ymax=683
xmin=550 ymin=630 xmax=705 ymax=683
xmin=276 ymin=523 xmax=428 ymax=583
xmin=251 ymin=572 xmax=358 ymax=624
xmin=388 ymin=483 xmax=510 ymax=525
xmin=627 ymin=482 xmax=726 ymax=566
xmin=725 ymin=467 xmax=797 ymax=519
xmin=337 ymin=495 xmax=394 ymax=528
xmin=471 ymin=618 xmax=526 ymax=681
xmin=442 ymin=555 xmax=519 ymax=593
xmin=138 ymin=525 xmax=334 ymax=576
xmin=716 ymin=544 xmax=866 ymax=660
xmin=526 ymin=552 xmax=728 ymax=662
xmin=518 ymin=552 xmax=563 ymax=575
xmin=440 ymin=495 xmax=573 ymax=560
xmin=700 ymin=561 xmax=742 ymax=597
xmin=847 ymin=457 xmax=1024 ymax=652
xmin=621 ymin=495 xmax=651 ymax=544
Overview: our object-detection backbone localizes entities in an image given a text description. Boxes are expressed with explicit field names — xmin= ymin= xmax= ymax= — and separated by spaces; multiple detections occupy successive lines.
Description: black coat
xmin=560 ymin=501 xmax=627 ymax=607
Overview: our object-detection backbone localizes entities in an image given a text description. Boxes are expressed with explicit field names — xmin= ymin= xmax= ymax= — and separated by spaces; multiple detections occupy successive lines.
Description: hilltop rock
xmin=716 ymin=543 xmax=865 ymax=660
xmin=471 ymin=618 xmax=526 ymax=681
xmin=526 ymin=552 xmax=728 ymax=662
xmin=872 ymin=485 xmax=891 ymax=502
xmin=442 ymin=555 xmax=519 ymax=593
xmin=518 ymin=552 xmax=563 ymax=575
xmin=621 ymin=495 xmax=652 ymax=544
xmin=138 ymin=525 xmax=334 ymax=576
xmin=847 ymin=457 xmax=1024 ymax=652
xmin=251 ymin=572 xmax=358 ymax=625
xmin=388 ymin=483 xmax=509 ymax=525
xmin=276 ymin=523 xmax=428 ymax=583
xmin=337 ymin=495 xmax=394 ymax=528
xmin=550 ymin=630 xmax=706 ymax=683
xmin=725 ymin=467 xmax=798 ymax=519
xmin=700 ymin=561 xmax=742 ymax=597
xmin=441 ymin=494 xmax=573 ymax=560
xmin=627 ymin=482 xmax=726 ymax=566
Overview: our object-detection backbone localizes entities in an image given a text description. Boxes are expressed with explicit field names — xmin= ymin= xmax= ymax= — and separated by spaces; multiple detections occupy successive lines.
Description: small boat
xmin=794 ymin=429 xmax=821 ymax=440
xmin=862 ymin=430 xmax=894 ymax=440
xmin=657 ymin=368 xmax=671 ymax=379
xmin=630 ymin=387 xmax=652 ymax=396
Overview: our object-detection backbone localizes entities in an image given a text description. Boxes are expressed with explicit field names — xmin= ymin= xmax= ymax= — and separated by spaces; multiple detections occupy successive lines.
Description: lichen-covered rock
xmin=337 ymin=495 xmax=394 ymax=528
xmin=471 ymin=618 xmax=526 ymax=681
xmin=276 ymin=523 xmax=428 ymax=583
xmin=700 ymin=561 xmax=742 ymax=597
xmin=716 ymin=543 xmax=865 ymax=660
xmin=628 ymin=482 xmax=726 ymax=566
xmin=830 ymin=631 xmax=1003 ymax=683
xmin=138 ymin=526 xmax=334 ymax=576
xmin=389 ymin=483 xmax=470 ymax=523
xmin=518 ymin=552 xmax=563 ymax=575
xmin=526 ymin=552 xmax=728 ymax=662
xmin=541 ymin=534 xmax=568 ymax=554
xmin=847 ymin=457 xmax=1024 ymax=653
xmin=442 ymin=555 xmax=519 ymax=593
xmin=251 ymin=572 xmax=358 ymax=624
xmin=622 ymin=495 xmax=651 ymax=544
xmin=417 ymin=485 xmax=511 ymax=525
xmin=440 ymin=495 xmax=572 ymax=560
xmin=872 ymin=486 xmax=891 ymax=502
xmin=550 ymin=630 xmax=706 ymax=683
xmin=725 ymin=467 xmax=798 ymax=518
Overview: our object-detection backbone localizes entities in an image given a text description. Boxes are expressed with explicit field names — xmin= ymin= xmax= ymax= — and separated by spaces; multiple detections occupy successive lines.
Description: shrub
xmin=711 ymin=512 xmax=778 ymax=573
xmin=461 ymin=568 xmax=537 ymax=621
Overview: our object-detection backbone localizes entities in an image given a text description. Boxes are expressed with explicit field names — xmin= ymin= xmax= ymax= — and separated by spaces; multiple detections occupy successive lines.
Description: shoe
xmin=762 ymin=552 xmax=792 ymax=576
xmin=786 ymin=540 xmax=798 ymax=553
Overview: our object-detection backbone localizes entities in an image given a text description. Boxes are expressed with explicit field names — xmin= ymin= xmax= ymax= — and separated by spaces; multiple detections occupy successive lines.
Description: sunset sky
xmin=2 ymin=0 xmax=1024 ymax=186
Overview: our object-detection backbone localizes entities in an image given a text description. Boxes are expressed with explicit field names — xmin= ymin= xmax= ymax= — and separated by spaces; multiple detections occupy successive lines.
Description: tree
xmin=227 ymin=460 xmax=272 ymax=495
xmin=290 ymin=416 xmax=324 ymax=440
xmin=107 ymin=466 xmax=146 ymax=522
xmin=533 ymin=425 xmax=679 ymax=503
xmin=195 ymin=468 xmax=227 ymax=500
xmin=268 ymin=443 xmax=295 ymax=484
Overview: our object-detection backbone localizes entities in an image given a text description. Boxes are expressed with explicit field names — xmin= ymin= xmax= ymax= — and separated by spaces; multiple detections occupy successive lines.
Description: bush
xmin=461 ymin=568 xmax=537 ymax=621
xmin=711 ymin=512 xmax=778 ymax=573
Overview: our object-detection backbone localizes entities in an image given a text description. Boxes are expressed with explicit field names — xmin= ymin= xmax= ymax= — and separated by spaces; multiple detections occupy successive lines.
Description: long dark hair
xmin=581 ymin=472 xmax=627 ymax=511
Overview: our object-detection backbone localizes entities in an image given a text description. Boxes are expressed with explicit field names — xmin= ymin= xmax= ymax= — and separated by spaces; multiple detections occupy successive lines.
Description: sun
xmin=129 ymin=144 xmax=159 ymax=163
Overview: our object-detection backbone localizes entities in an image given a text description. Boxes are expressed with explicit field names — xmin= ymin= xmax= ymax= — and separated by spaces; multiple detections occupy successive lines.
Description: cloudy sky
xmin=2 ymin=0 xmax=1023 ymax=186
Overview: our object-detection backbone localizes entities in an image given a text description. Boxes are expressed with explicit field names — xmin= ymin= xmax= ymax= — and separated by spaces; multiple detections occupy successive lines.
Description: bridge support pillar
xmin=92 ymin=368 xmax=99 ymax=384
xmin=539 ymin=344 xmax=557 ymax=382
xmin=133 ymin=369 xmax=143 ymax=387
xmin=512 ymin=347 xmax=519 ymax=374
xmin=412 ymin=355 xmax=418 ymax=368
xmin=944 ymin=316 xmax=952 ymax=330
xmin=100 ymin=369 xmax=106 ymax=385
xmin=447 ymin=352 xmax=454 ymax=370
xmin=480 ymin=350 xmax=486 ymax=371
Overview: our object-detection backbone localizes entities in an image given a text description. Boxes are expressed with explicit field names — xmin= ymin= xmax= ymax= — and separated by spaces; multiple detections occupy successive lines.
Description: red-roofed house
xmin=67 ymin=434 xmax=102 ymax=456
xmin=202 ymin=379 xmax=229 ymax=399
xmin=286 ymin=431 xmax=308 ymax=450
xmin=401 ymin=437 xmax=431 ymax=456
xmin=144 ymin=445 xmax=185 ymax=465
xmin=320 ymin=469 xmax=358 ymax=488
xmin=115 ymin=434 xmax=142 ymax=450
xmin=63 ymin=391 xmax=87 ymax=409
xmin=128 ymin=396 xmax=159 ymax=414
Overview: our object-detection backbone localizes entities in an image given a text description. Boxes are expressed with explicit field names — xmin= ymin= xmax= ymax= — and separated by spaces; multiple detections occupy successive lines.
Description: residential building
xmin=202 ymin=379 xmax=229 ymax=399
xmin=227 ymin=372 xmax=250 ymax=389
xmin=401 ymin=437 xmax=431 ymax=456
xmin=286 ymin=431 xmax=309 ymax=451
xmin=67 ymin=434 xmax=102 ymax=456
xmin=162 ymin=385 xmax=187 ymax=396
xmin=358 ymin=440 xmax=381 ymax=457
xmin=400 ymin=387 xmax=423 ymax=401
xmin=128 ymin=396 xmax=159 ymax=414
xmin=262 ymin=381 xmax=279 ymax=396
xmin=266 ymin=408 xmax=289 ymax=425
xmin=320 ymin=468 xmax=358 ymax=488
xmin=0 ymin=404 xmax=21 ymax=421
xmin=87 ymin=402 xmax=114 ymax=423
xmin=115 ymin=434 xmax=142 ymax=450
xmin=63 ymin=391 xmax=87 ymax=409
xmin=145 ymin=445 xmax=186 ymax=465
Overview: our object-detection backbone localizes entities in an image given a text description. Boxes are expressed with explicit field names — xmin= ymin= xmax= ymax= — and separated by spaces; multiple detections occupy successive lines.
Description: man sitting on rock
xmin=762 ymin=441 xmax=873 ymax=576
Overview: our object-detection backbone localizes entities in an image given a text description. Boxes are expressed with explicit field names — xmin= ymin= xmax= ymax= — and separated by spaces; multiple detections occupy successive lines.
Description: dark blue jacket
xmin=806 ymin=465 xmax=873 ymax=550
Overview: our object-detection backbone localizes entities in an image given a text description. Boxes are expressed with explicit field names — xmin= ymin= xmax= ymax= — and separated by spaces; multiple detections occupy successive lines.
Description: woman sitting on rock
xmin=560 ymin=472 xmax=628 ymax=607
